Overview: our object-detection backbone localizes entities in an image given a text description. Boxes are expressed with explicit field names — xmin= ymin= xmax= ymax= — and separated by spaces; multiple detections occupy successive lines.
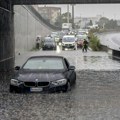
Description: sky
xmin=38 ymin=4 xmax=120 ymax=20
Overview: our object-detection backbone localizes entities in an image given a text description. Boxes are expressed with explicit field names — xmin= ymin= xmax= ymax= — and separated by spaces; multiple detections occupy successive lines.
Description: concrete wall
xmin=14 ymin=5 xmax=52 ymax=55
xmin=0 ymin=0 xmax=14 ymax=71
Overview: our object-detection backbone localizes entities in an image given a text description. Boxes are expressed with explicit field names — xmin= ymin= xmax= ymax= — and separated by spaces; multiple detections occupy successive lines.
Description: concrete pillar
xmin=0 ymin=0 xmax=14 ymax=72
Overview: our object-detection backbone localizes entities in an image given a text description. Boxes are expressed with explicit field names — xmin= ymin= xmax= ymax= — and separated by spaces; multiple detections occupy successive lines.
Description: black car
xmin=42 ymin=37 xmax=56 ymax=50
xmin=10 ymin=56 xmax=76 ymax=93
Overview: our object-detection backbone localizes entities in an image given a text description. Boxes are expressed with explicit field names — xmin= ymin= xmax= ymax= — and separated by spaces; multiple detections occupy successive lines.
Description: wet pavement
xmin=15 ymin=49 xmax=120 ymax=70
xmin=1 ymin=49 xmax=120 ymax=120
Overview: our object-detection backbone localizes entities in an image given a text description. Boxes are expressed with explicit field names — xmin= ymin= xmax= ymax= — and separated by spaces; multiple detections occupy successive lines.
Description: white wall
xmin=14 ymin=5 xmax=53 ymax=55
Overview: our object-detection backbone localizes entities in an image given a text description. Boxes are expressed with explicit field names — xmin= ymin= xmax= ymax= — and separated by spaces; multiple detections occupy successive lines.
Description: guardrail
xmin=26 ymin=5 xmax=61 ymax=31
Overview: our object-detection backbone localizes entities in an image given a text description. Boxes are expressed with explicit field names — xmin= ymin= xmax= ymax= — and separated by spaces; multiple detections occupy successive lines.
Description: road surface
xmin=1 ymin=49 xmax=120 ymax=120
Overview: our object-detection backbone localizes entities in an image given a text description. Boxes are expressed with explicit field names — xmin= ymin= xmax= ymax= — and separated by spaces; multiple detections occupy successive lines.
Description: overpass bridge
xmin=1 ymin=0 xmax=120 ymax=71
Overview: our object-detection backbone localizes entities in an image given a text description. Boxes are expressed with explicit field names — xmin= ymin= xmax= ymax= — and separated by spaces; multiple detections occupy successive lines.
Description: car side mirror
xmin=15 ymin=66 xmax=20 ymax=70
xmin=69 ymin=66 xmax=75 ymax=70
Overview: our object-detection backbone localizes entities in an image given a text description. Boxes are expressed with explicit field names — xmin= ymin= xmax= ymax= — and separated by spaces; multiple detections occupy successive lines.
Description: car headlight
xmin=59 ymin=42 xmax=62 ymax=45
xmin=10 ymin=79 xmax=23 ymax=86
xmin=51 ymin=79 xmax=67 ymax=86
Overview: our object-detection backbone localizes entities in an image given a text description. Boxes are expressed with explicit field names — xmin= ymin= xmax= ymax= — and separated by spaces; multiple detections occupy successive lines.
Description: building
xmin=74 ymin=15 xmax=102 ymax=28
xmin=37 ymin=6 xmax=61 ymax=24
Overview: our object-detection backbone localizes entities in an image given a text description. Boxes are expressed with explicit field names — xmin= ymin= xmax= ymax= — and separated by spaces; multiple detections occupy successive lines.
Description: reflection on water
xmin=68 ymin=55 xmax=120 ymax=70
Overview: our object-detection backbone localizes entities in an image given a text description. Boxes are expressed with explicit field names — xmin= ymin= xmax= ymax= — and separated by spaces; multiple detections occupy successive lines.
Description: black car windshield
xmin=78 ymin=32 xmax=86 ymax=35
xmin=62 ymin=37 xmax=75 ymax=42
xmin=44 ymin=41 xmax=54 ymax=44
xmin=23 ymin=58 xmax=64 ymax=70
xmin=44 ymin=38 xmax=55 ymax=44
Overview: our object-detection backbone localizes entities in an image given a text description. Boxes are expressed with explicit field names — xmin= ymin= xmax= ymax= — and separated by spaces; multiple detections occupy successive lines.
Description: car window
xmin=44 ymin=38 xmax=55 ymax=44
xmin=44 ymin=41 xmax=54 ymax=44
xmin=62 ymin=37 xmax=75 ymax=42
xmin=23 ymin=58 xmax=64 ymax=70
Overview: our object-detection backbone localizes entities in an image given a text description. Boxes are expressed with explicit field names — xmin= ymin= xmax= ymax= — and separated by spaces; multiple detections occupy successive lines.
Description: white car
xmin=62 ymin=35 xmax=77 ymax=50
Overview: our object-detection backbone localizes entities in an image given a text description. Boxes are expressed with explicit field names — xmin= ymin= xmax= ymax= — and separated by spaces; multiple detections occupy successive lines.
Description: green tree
xmin=98 ymin=17 xmax=109 ymax=28
xmin=89 ymin=33 xmax=101 ymax=51
xmin=61 ymin=12 xmax=72 ymax=23
xmin=105 ymin=19 xmax=118 ymax=29
xmin=55 ymin=12 xmax=72 ymax=27
xmin=54 ymin=15 xmax=62 ymax=27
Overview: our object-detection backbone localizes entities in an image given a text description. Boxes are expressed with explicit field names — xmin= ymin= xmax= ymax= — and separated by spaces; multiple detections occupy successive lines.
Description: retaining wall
xmin=14 ymin=5 xmax=54 ymax=55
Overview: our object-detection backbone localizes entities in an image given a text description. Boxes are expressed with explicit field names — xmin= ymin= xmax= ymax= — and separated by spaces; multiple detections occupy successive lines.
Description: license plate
xmin=30 ymin=87 xmax=43 ymax=92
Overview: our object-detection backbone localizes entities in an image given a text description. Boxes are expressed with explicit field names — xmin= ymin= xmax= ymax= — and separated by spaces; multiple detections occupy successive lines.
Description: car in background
xmin=62 ymin=35 xmax=77 ymax=50
xmin=10 ymin=56 xmax=76 ymax=93
xmin=50 ymin=32 xmax=58 ymax=38
xmin=84 ymin=29 xmax=89 ymax=35
xmin=78 ymin=31 xmax=88 ymax=37
xmin=76 ymin=35 xmax=84 ymax=48
xmin=42 ymin=37 xmax=56 ymax=50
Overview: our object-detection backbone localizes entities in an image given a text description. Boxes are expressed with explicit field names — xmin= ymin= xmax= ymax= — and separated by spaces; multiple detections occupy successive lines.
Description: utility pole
xmin=67 ymin=4 xmax=69 ymax=23
xmin=71 ymin=4 xmax=75 ymax=29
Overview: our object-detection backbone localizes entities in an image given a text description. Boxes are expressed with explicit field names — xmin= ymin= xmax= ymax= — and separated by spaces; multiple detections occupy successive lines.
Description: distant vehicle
xmin=50 ymin=32 xmax=60 ymax=43
xmin=76 ymin=34 xmax=88 ymax=48
xmin=84 ymin=29 xmax=89 ymax=35
xmin=76 ymin=35 xmax=84 ymax=48
xmin=87 ymin=24 xmax=99 ymax=29
xmin=78 ymin=31 xmax=87 ymax=36
xmin=50 ymin=32 xmax=58 ymax=38
xmin=62 ymin=23 xmax=72 ymax=31
xmin=42 ymin=37 xmax=56 ymax=50
xmin=62 ymin=35 xmax=77 ymax=50
xmin=57 ymin=31 xmax=66 ymax=40
xmin=9 ymin=56 xmax=76 ymax=93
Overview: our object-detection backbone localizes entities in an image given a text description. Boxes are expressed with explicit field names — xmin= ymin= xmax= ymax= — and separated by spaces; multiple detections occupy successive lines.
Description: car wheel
xmin=9 ymin=86 xmax=15 ymax=93
xmin=62 ymin=81 xmax=71 ymax=92
xmin=67 ymin=81 xmax=71 ymax=91
xmin=74 ymin=73 xmax=76 ymax=84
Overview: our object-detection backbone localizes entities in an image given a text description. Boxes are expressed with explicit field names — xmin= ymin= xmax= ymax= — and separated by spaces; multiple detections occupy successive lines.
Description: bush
xmin=89 ymin=33 xmax=101 ymax=51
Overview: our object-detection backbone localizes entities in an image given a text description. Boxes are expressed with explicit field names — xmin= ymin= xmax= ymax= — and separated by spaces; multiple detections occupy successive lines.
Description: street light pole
xmin=67 ymin=4 xmax=69 ymax=23
xmin=71 ymin=4 xmax=75 ymax=29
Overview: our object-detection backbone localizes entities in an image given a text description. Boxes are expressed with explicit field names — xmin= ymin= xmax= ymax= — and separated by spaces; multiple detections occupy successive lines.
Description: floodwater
xmin=15 ymin=50 xmax=120 ymax=71
xmin=1 ymin=50 xmax=120 ymax=120
xmin=68 ymin=55 xmax=120 ymax=70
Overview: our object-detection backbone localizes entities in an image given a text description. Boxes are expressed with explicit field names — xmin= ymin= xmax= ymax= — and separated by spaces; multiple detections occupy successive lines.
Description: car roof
xmin=28 ymin=56 xmax=65 ymax=60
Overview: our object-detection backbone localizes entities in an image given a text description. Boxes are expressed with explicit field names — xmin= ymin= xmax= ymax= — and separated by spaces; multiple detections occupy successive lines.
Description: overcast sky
xmin=38 ymin=4 xmax=120 ymax=20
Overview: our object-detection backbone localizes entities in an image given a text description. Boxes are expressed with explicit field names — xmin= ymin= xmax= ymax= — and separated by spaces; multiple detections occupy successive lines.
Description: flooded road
xmin=1 ymin=50 xmax=120 ymax=120
xmin=15 ymin=50 xmax=120 ymax=70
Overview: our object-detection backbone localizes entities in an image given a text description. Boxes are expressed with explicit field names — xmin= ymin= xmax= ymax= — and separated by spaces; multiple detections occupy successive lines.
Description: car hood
xmin=62 ymin=42 xmax=75 ymax=44
xmin=16 ymin=72 xmax=65 ymax=82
